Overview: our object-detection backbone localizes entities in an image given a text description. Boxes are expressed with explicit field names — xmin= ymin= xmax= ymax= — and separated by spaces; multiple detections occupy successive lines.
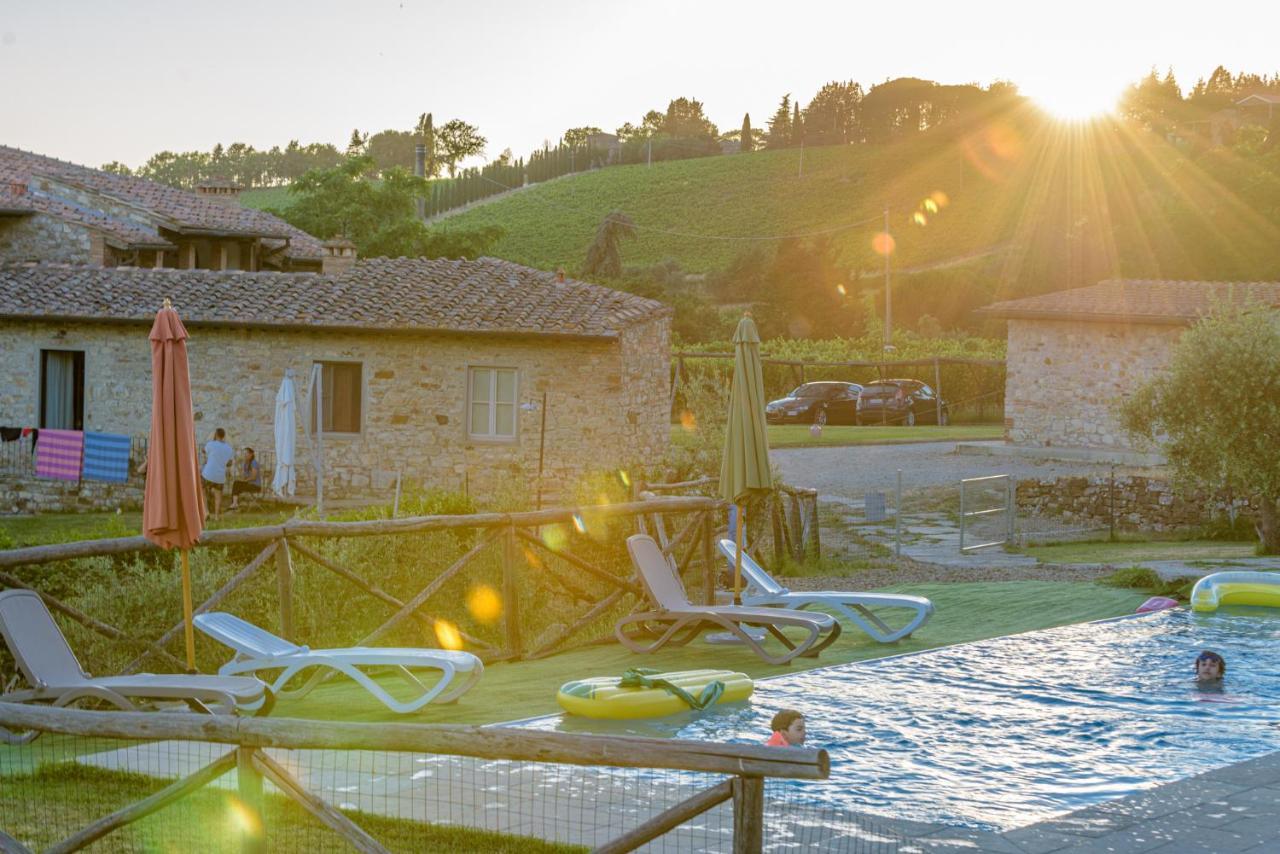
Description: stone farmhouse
xmin=979 ymin=279 xmax=1280 ymax=455
xmin=0 ymin=145 xmax=323 ymax=271
xmin=0 ymin=148 xmax=672 ymax=511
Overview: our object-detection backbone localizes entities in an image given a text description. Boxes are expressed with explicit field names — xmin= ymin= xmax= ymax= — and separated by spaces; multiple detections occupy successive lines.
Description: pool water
xmin=525 ymin=609 xmax=1280 ymax=831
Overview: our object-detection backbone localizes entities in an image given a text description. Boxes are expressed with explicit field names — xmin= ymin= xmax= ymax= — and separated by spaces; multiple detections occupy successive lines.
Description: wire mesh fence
xmin=0 ymin=711 xmax=912 ymax=853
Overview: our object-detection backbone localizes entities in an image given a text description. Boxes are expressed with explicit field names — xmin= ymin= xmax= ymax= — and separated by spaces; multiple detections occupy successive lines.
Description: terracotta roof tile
xmin=0 ymin=257 xmax=671 ymax=339
xmin=0 ymin=145 xmax=321 ymax=259
xmin=978 ymin=279 xmax=1280 ymax=324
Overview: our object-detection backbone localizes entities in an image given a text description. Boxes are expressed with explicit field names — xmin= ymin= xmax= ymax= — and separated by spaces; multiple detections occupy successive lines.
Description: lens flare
xmin=912 ymin=212 xmax=927 ymax=226
xmin=923 ymin=198 xmax=939 ymax=214
xmin=872 ymin=232 xmax=896 ymax=256
xmin=836 ymin=283 xmax=847 ymax=296
xmin=520 ymin=544 xmax=544 ymax=571
xmin=679 ymin=410 xmax=697 ymax=431
xmin=617 ymin=469 xmax=631 ymax=488
xmin=227 ymin=796 xmax=262 ymax=837
xmin=465 ymin=585 xmax=502 ymax=624
xmin=930 ymin=191 xmax=949 ymax=208
xmin=571 ymin=512 xmax=586 ymax=534
xmin=541 ymin=524 xmax=568 ymax=551
xmin=434 ymin=619 xmax=463 ymax=650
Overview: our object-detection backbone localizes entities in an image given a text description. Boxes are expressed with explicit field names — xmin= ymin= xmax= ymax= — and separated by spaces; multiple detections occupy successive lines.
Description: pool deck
xmin=890 ymin=748 xmax=1280 ymax=852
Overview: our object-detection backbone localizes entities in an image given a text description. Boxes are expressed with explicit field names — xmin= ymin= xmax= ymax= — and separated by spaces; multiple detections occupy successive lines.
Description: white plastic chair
xmin=194 ymin=612 xmax=482 ymax=714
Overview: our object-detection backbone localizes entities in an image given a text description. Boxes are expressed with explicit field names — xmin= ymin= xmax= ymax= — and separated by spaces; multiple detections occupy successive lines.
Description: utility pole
xmin=647 ymin=138 xmax=652 ymax=168
xmin=883 ymin=206 xmax=892 ymax=351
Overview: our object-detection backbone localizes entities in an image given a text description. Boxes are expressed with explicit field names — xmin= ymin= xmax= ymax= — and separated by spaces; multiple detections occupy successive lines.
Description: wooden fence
xmin=0 ymin=496 xmax=721 ymax=675
xmin=0 ymin=701 xmax=828 ymax=853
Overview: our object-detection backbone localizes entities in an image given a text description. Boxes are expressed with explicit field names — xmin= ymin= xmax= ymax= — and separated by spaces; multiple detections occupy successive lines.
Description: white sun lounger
xmin=194 ymin=612 xmax=483 ymax=714
xmin=717 ymin=539 xmax=934 ymax=642
xmin=0 ymin=589 xmax=271 ymax=727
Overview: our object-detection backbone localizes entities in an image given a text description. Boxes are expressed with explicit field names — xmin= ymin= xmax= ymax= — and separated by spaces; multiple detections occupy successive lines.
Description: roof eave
xmin=975 ymin=308 xmax=1193 ymax=326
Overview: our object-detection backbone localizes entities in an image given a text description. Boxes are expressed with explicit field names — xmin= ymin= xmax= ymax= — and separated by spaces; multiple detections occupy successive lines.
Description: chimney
xmin=322 ymin=236 xmax=358 ymax=276
xmin=195 ymin=176 xmax=243 ymax=208
xmin=414 ymin=143 xmax=426 ymax=220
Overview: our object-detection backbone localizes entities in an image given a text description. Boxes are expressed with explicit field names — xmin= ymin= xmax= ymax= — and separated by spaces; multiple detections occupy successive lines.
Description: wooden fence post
xmin=503 ymin=524 xmax=523 ymax=658
xmin=237 ymin=747 xmax=265 ymax=854
xmin=276 ymin=538 xmax=294 ymax=640
xmin=770 ymin=495 xmax=785 ymax=569
xmin=701 ymin=511 xmax=715 ymax=606
xmin=732 ymin=775 xmax=764 ymax=854
xmin=934 ymin=357 xmax=943 ymax=425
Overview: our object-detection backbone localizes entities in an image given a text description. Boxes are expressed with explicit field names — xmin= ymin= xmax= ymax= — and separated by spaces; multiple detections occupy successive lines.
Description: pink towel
xmin=35 ymin=429 xmax=83 ymax=481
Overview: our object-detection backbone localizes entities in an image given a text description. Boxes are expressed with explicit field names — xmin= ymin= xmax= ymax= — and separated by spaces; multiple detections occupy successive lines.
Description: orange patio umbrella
xmin=142 ymin=299 xmax=205 ymax=672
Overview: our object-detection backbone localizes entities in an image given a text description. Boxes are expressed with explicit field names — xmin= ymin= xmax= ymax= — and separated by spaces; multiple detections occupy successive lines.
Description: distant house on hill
xmin=1184 ymin=93 xmax=1280 ymax=147
xmin=978 ymin=280 xmax=1280 ymax=455
xmin=0 ymin=256 xmax=672 ymax=510
xmin=0 ymin=145 xmax=322 ymax=271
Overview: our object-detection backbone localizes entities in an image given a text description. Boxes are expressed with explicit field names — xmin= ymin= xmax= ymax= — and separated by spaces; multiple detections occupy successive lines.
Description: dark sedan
xmin=765 ymin=381 xmax=863 ymax=426
xmin=856 ymin=380 xmax=949 ymax=426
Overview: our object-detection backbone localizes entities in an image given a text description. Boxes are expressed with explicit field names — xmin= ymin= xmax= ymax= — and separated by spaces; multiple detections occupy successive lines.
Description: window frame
xmin=467 ymin=366 xmax=519 ymax=442
xmin=310 ymin=360 xmax=364 ymax=436
xmin=39 ymin=348 xmax=86 ymax=431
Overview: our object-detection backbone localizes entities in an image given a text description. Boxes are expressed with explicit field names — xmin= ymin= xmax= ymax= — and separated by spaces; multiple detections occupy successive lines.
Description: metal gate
xmin=959 ymin=474 xmax=1014 ymax=552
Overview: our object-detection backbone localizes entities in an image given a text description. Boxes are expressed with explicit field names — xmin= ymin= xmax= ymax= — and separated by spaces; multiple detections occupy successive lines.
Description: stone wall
xmin=0 ymin=317 xmax=671 ymax=509
xmin=1016 ymin=473 xmax=1254 ymax=534
xmin=0 ymin=213 xmax=92 ymax=264
xmin=1004 ymin=318 xmax=1184 ymax=451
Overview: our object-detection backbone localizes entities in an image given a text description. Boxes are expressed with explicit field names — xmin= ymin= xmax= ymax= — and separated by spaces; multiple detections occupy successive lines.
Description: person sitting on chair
xmin=229 ymin=447 xmax=262 ymax=510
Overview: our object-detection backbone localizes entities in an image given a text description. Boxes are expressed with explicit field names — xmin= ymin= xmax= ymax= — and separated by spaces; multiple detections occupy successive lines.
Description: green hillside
xmin=426 ymin=116 xmax=1280 ymax=297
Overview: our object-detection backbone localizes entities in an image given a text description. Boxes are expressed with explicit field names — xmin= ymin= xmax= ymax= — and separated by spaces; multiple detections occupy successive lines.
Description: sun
xmin=1027 ymin=82 xmax=1121 ymax=121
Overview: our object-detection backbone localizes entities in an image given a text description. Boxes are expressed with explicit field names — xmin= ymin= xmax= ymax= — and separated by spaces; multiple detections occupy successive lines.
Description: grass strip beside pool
xmin=275 ymin=580 xmax=1146 ymax=725
xmin=1022 ymin=539 xmax=1258 ymax=565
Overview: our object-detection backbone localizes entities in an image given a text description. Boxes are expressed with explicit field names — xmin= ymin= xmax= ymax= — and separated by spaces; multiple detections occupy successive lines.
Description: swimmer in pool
xmin=1194 ymin=650 xmax=1225 ymax=684
xmin=766 ymin=709 xmax=806 ymax=747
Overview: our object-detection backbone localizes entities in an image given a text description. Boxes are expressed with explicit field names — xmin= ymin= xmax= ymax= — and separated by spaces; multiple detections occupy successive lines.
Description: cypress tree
xmin=741 ymin=113 xmax=754 ymax=152
xmin=792 ymin=102 xmax=804 ymax=147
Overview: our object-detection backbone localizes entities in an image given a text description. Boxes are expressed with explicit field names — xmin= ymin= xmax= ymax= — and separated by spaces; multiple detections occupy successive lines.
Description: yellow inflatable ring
xmin=1191 ymin=571 xmax=1280 ymax=612
xmin=557 ymin=669 xmax=753 ymax=719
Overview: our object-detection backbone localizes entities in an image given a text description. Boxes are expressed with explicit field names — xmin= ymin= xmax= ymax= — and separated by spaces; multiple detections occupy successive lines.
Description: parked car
xmin=856 ymin=380 xmax=949 ymax=426
xmin=765 ymin=381 xmax=863 ymax=425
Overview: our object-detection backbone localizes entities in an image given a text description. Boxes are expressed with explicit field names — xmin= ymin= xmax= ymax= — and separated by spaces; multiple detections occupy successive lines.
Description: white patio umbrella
xmin=272 ymin=370 xmax=297 ymax=496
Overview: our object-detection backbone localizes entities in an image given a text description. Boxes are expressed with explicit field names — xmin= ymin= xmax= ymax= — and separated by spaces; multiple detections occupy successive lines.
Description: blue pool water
xmin=525 ymin=609 xmax=1280 ymax=831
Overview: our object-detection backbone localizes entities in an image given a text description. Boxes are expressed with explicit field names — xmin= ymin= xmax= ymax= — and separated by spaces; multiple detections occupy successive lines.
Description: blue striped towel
xmin=82 ymin=432 xmax=132 ymax=483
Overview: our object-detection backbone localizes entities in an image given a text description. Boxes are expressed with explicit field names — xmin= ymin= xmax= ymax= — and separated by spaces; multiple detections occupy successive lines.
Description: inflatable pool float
xmin=557 ymin=669 xmax=753 ymax=719
xmin=1191 ymin=571 xmax=1280 ymax=612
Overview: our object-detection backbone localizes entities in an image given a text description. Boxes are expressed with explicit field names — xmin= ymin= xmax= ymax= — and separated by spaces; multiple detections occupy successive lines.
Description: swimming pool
xmin=525 ymin=608 xmax=1280 ymax=831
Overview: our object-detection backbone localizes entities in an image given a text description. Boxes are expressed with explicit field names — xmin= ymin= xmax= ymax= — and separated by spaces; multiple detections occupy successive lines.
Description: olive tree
xmin=1118 ymin=305 xmax=1280 ymax=553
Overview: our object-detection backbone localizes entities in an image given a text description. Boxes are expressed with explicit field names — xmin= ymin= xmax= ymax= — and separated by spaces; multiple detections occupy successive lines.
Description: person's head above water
xmin=1195 ymin=650 xmax=1225 ymax=682
xmin=770 ymin=709 xmax=806 ymax=746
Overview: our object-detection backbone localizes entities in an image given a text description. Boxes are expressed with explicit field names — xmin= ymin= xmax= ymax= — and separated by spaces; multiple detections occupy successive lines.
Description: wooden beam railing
xmin=1 ymin=497 xmax=720 ymax=676
xmin=0 ymin=702 xmax=827 ymax=854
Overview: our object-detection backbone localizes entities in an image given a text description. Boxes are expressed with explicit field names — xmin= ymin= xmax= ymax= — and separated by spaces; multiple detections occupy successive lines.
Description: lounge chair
xmin=718 ymin=538 xmax=934 ymax=642
xmin=0 ymin=589 xmax=271 ymax=723
xmin=616 ymin=534 xmax=842 ymax=666
xmin=194 ymin=612 xmax=483 ymax=714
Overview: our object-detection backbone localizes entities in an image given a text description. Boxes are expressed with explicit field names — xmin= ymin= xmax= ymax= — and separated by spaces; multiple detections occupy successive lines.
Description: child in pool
xmin=1194 ymin=650 xmax=1225 ymax=683
xmin=766 ymin=709 xmax=806 ymax=747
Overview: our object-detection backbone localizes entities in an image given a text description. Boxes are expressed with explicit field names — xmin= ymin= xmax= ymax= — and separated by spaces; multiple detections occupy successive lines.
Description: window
xmin=311 ymin=361 xmax=362 ymax=434
xmin=468 ymin=367 xmax=517 ymax=439
xmin=40 ymin=349 xmax=85 ymax=430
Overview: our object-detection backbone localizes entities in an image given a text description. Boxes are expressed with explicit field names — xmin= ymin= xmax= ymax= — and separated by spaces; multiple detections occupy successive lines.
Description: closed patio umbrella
xmin=272 ymin=370 xmax=297 ymax=497
xmin=142 ymin=299 xmax=205 ymax=671
xmin=719 ymin=314 xmax=772 ymax=605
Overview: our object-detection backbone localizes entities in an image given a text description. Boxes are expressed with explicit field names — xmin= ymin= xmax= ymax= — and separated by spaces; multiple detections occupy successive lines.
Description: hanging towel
xmin=35 ymin=429 xmax=83 ymax=481
xmin=82 ymin=432 xmax=132 ymax=483
xmin=0 ymin=426 xmax=22 ymax=442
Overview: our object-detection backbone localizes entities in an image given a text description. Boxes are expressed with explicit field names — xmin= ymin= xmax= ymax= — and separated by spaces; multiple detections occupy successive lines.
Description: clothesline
xmin=0 ymin=427 xmax=133 ymax=484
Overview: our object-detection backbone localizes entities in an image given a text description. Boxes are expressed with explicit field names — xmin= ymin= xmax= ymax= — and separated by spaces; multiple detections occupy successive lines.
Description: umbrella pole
xmin=734 ymin=504 xmax=744 ymax=606
xmin=181 ymin=549 xmax=196 ymax=672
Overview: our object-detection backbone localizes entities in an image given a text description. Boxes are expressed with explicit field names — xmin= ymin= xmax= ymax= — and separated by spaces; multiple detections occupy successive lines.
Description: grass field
xmin=1022 ymin=539 xmax=1259 ymax=566
xmin=764 ymin=423 xmax=1000 ymax=448
xmin=0 ymin=509 xmax=295 ymax=548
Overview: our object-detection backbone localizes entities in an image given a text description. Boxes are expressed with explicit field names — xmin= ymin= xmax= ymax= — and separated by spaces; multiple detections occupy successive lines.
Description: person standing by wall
xmin=201 ymin=427 xmax=234 ymax=520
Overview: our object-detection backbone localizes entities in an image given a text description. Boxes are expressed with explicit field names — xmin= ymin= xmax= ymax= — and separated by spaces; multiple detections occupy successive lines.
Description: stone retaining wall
xmin=1016 ymin=473 xmax=1253 ymax=533
xmin=0 ymin=472 xmax=144 ymax=515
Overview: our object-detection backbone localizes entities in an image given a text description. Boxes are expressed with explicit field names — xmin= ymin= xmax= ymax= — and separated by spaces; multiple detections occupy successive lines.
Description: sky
xmin=2 ymin=0 xmax=1279 ymax=170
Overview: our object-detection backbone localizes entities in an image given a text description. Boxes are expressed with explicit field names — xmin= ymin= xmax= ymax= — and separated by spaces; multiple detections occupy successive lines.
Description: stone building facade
xmin=0 ymin=259 xmax=672 ymax=511
xmin=981 ymin=279 xmax=1280 ymax=453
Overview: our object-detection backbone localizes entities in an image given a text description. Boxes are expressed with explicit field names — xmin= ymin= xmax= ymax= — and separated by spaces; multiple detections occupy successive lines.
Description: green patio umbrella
xmin=719 ymin=314 xmax=772 ymax=605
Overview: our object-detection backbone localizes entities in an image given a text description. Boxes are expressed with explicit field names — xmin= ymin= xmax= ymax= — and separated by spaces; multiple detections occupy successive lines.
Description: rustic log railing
xmin=0 ymin=701 xmax=828 ymax=853
xmin=0 ymin=497 xmax=720 ymax=675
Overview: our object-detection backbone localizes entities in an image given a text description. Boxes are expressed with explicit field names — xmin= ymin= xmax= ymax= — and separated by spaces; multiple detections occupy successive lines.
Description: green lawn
xmin=1023 ymin=539 xmax=1259 ymax=566
xmin=275 ymin=580 xmax=1146 ymax=725
xmin=670 ymin=422 xmax=999 ymax=451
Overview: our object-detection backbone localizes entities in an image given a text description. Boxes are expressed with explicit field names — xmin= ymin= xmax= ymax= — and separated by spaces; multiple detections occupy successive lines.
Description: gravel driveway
xmin=773 ymin=440 xmax=1137 ymax=501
